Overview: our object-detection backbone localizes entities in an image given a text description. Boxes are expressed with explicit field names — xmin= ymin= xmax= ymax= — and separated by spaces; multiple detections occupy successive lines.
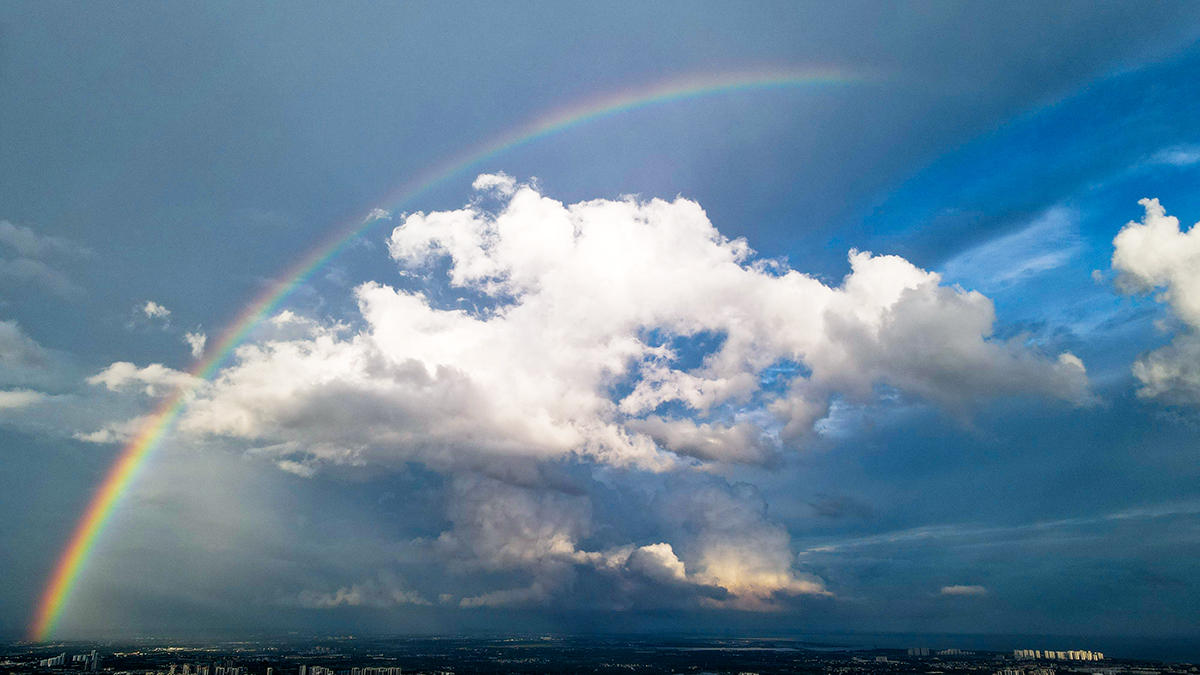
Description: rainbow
xmin=28 ymin=66 xmax=868 ymax=640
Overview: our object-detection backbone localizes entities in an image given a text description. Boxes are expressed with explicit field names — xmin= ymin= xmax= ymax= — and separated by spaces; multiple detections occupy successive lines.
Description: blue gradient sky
xmin=2 ymin=1 xmax=1200 ymax=645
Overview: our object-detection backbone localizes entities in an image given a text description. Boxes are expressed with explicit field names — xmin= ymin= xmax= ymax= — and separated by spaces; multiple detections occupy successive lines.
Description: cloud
xmin=295 ymin=574 xmax=430 ymax=608
xmin=940 ymin=584 xmax=988 ymax=596
xmin=1130 ymin=336 xmax=1200 ymax=403
xmin=627 ymin=416 xmax=775 ymax=465
xmin=800 ymin=500 xmax=1200 ymax=557
xmin=1111 ymin=199 xmax=1200 ymax=403
xmin=365 ymin=208 xmax=393 ymax=223
xmin=87 ymin=361 xmax=199 ymax=396
xmin=0 ymin=319 xmax=48 ymax=371
xmin=658 ymin=482 xmax=829 ymax=610
xmin=275 ymin=459 xmax=316 ymax=477
xmin=159 ymin=178 xmax=1102 ymax=611
xmin=0 ymin=220 xmax=90 ymax=258
xmin=433 ymin=474 xmax=807 ymax=611
xmin=471 ymin=172 xmax=517 ymax=196
xmin=941 ymin=206 xmax=1081 ymax=293
xmin=181 ymin=177 xmax=1090 ymax=477
xmin=0 ymin=257 xmax=82 ymax=298
xmin=73 ymin=414 xmax=153 ymax=444
xmin=184 ymin=331 xmax=207 ymax=358
xmin=1113 ymin=199 xmax=1200 ymax=326
xmin=0 ymin=388 xmax=47 ymax=409
xmin=1148 ymin=145 xmax=1200 ymax=168
xmin=435 ymin=475 xmax=599 ymax=608
xmin=0 ymin=317 xmax=77 ymax=390
xmin=142 ymin=300 xmax=171 ymax=321
xmin=0 ymin=318 xmax=198 ymax=444
xmin=625 ymin=542 xmax=689 ymax=584
xmin=437 ymin=474 xmax=589 ymax=573
xmin=0 ymin=220 xmax=88 ymax=298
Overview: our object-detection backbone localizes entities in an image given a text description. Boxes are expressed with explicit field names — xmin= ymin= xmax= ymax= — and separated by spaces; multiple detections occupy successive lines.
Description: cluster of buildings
xmin=995 ymin=669 xmax=1055 ymax=675
xmin=155 ymin=665 xmax=247 ymax=675
xmin=905 ymin=648 xmax=972 ymax=657
xmin=36 ymin=656 xmax=64 ymax=669
xmin=38 ymin=652 xmax=99 ymax=672
xmin=71 ymin=648 xmax=100 ymax=667
xmin=297 ymin=666 xmax=399 ymax=675
xmin=175 ymin=666 xmax=244 ymax=675
xmin=71 ymin=653 xmax=101 ymax=672
xmin=141 ymin=665 xmax=399 ymax=675
xmin=1012 ymin=649 xmax=1104 ymax=661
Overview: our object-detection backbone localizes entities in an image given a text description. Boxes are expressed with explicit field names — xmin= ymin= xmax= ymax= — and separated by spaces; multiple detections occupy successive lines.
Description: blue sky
xmin=3 ymin=1 xmax=1200 ymax=647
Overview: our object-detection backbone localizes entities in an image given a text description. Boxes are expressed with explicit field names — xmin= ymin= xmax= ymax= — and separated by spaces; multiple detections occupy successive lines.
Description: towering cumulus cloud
xmin=177 ymin=175 xmax=1089 ymax=608
xmin=1112 ymin=198 xmax=1200 ymax=403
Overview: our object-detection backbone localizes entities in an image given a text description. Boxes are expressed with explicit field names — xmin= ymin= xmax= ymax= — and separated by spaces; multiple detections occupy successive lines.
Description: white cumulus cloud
xmin=181 ymin=176 xmax=1090 ymax=474
xmin=73 ymin=414 xmax=153 ymax=445
xmin=142 ymin=300 xmax=171 ymax=320
xmin=165 ymin=177 xmax=1097 ymax=610
xmin=88 ymin=361 xmax=199 ymax=396
xmin=1112 ymin=198 xmax=1200 ymax=404
xmin=184 ymin=331 xmax=207 ymax=358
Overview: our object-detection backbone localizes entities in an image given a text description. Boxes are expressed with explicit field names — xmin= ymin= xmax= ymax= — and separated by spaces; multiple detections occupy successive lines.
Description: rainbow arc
xmin=29 ymin=67 xmax=867 ymax=640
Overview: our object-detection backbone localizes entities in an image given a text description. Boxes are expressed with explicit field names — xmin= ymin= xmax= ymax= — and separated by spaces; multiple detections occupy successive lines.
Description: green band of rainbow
xmin=29 ymin=67 xmax=867 ymax=641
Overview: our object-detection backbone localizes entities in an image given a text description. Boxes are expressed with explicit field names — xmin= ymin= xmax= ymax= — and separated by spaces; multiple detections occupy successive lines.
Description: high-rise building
xmin=38 ymin=653 xmax=67 ymax=668
xmin=1015 ymin=648 xmax=1103 ymax=661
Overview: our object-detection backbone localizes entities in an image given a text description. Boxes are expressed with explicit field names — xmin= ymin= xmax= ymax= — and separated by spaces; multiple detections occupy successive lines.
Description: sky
xmin=3 ymin=1 xmax=1200 ymax=647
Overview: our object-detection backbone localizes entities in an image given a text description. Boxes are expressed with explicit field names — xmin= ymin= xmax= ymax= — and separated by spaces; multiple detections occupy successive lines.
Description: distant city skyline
xmin=4 ymin=636 xmax=1196 ymax=675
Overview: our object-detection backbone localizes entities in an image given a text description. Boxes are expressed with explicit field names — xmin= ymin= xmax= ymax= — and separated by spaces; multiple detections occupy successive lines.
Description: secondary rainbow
xmin=29 ymin=66 xmax=869 ymax=640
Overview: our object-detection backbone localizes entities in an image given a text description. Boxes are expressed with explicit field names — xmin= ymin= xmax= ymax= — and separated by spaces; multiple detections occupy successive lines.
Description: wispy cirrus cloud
xmin=1147 ymin=145 xmax=1200 ymax=168
xmin=941 ymin=206 xmax=1081 ymax=293
xmin=940 ymin=584 xmax=987 ymax=596
xmin=0 ymin=220 xmax=90 ymax=259
xmin=0 ymin=388 xmax=47 ymax=409
xmin=799 ymin=499 xmax=1200 ymax=556
xmin=0 ymin=220 xmax=89 ymax=298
